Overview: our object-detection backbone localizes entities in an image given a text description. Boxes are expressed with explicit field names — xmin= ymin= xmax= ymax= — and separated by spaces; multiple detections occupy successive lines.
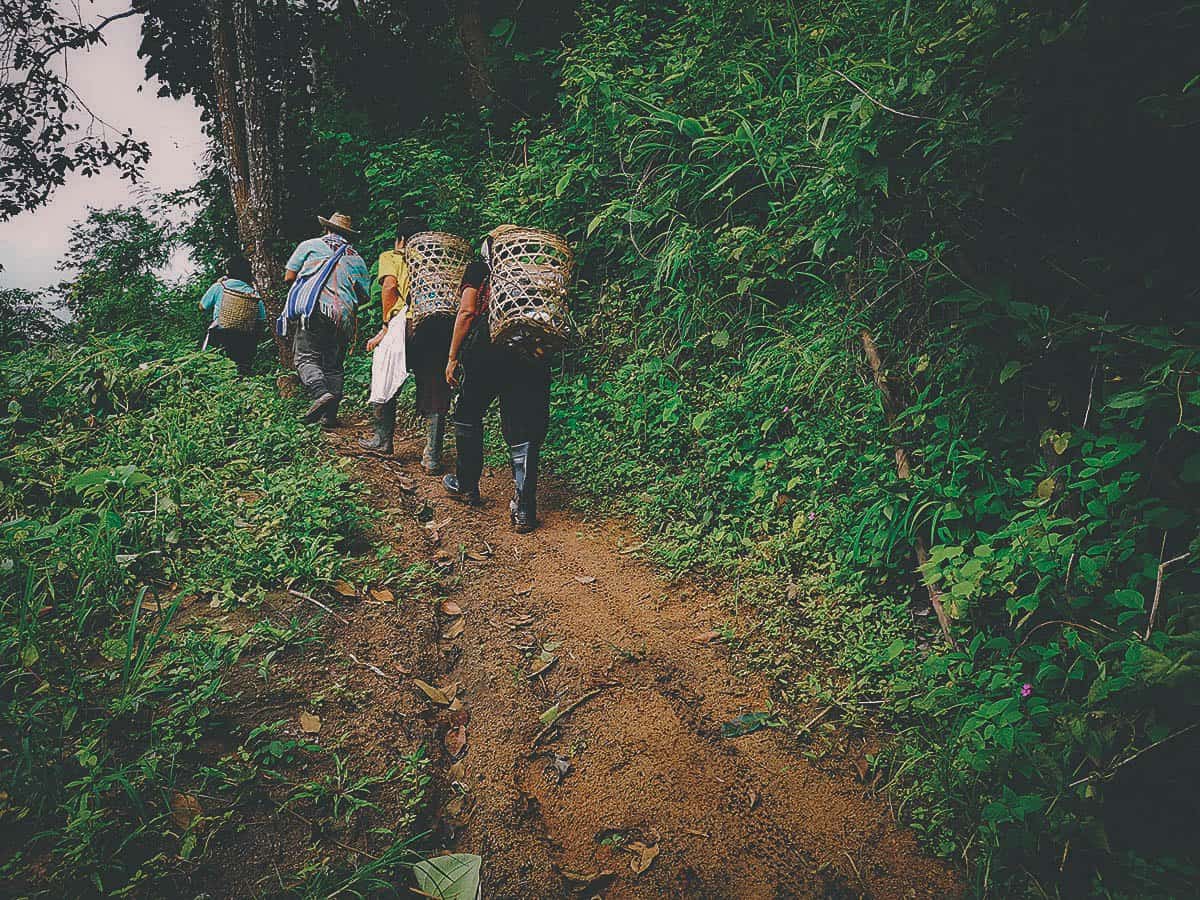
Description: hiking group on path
xmin=198 ymin=211 xmax=571 ymax=535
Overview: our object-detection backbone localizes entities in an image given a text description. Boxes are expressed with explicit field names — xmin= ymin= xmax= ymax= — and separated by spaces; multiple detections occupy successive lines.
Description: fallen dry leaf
xmin=683 ymin=827 xmax=710 ymax=838
xmin=559 ymin=868 xmax=616 ymax=888
xmin=530 ymin=655 xmax=558 ymax=678
xmin=447 ymin=760 xmax=467 ymax=784
xmin=574 ymin=575 xmax=597 ymax=585
xmin=551 ymin=754 xmax=572 ymax=782
xmin=170 ymin=792 xmax=202 ymax=829
xmin=396 ymin=476 xmax=416 ymax=492
xmin=445 ymin=724 xmax=468 ymax=757
xmin=512 ymin=634 xmax=537 ymax=652
xmin=433 ymin=550 xmax=453 ymax=566
xmin=514 ymin=581 xmax=534 ymax=596
xmin=625 ymin=841 xmax=660 ymax=875
xmin=441 ymin=600 xmax=464 ymax=616
xmin=371 ymin=587 xmax=395 ymax=603
xmin=299 ymin=711 xmax=321 ymax=734
xmin=443 ymin=618 xmax=465 ymax=640
xmin=693 ymin=630 xmax=721 ymax=644
xmin=413 ymin=679 xmax=452 ymax=706
xmin=332 ymin=580 xmax=357 ymax=598
xmin=465 ymin=549 xmax=490 ymax=562
xmin=507 ymin=613 xmax=535 ymax=628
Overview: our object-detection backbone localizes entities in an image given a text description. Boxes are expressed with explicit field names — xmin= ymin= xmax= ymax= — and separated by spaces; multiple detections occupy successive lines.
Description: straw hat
xmin=318 ymin=211 xmax=358 ymax=237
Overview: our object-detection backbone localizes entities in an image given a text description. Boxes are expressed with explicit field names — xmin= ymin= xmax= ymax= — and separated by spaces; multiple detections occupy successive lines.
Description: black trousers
xmin=293 ymin=311 xmax=348 ymax=400
xmin=407 ymin=316 xmax=453 ymax=416
xmin=206 ymin=326 xmax=257 ymax=376
xmin=452 ymin=341 xmax=551 ymax=446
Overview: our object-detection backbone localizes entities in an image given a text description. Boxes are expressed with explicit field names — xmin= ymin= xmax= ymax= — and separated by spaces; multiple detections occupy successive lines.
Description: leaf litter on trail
xmin=624 ymin=840 xmax=660 ymax=874
xmin=441 ymin=600 xmax=464 ymax=616
xmin=413 ymin=679 xmax=454 ymax=706
xmin=442 ymin=618 xmax=465 ymax=640
xmin=332 ymin=580 xmax=357 ymax=598
xmin=573 ymin=575 xmax=596 ymax=585
xmin=299 ymin=711 xmax=321 ymax=734
xmin=411 ymin=852 xmax=481 ymax=900
xmin=445 ymin=724 xmax=468 ymax=758
xmin=529 ymin=653 xmax=557 ymax=677
xmin=514 ymin=581 xmax=534 ymax=596
xmin=371 ymin=587 xmax=395 ymax=603
xmin=170 ymin=792 xmax=202 ymax=829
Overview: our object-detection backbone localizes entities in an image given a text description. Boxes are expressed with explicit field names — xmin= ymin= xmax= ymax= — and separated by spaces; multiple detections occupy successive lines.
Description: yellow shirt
xmin=376 ymin=250 xmax=412 ymax=322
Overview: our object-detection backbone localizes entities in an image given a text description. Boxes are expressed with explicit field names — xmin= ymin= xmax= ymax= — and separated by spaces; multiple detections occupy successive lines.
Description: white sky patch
xmin=0 ymin=1 xmax=207 ymax=293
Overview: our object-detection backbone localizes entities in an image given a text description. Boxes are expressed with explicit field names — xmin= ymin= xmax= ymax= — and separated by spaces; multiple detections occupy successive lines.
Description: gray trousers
xmin=292 ymin=312 xmax=349 ymax=400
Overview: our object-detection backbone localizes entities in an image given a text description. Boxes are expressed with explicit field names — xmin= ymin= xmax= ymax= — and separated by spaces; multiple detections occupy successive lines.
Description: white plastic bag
xmin=368 ymin=317 xmax=409 ymax=404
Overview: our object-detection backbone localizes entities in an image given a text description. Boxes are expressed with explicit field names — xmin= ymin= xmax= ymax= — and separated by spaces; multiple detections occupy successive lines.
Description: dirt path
xmin=328 ymin=422 xmax=961 ymax=899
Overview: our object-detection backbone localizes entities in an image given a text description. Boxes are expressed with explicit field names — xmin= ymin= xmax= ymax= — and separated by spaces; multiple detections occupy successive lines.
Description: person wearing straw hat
xmin=280 ymin=211 xmax=371 ymax=426
xmin=198 ymin=254 xmax=266 ymax=376
xmin=359 ymin=216 xmax=453 ymax=473
xmin=441 ymin=224 xmax=550 ymax=533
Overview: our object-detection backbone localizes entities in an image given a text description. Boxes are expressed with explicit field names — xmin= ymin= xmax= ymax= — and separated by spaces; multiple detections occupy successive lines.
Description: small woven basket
xmin=487 ymin=228 xmax=574 ymax=357
xmin=405 ymin=232 xmax=473 ymax=331
xmin=217 ymin=287 xmax=260 ymax=332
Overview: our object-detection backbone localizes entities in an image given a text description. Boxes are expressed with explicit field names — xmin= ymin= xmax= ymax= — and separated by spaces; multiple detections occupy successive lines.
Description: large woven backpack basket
xmin=217 ymin=285 xmax=260 ymax=332
xmin=405 ymin=232 xmax=473 ymax=330
xmin=487 ymin=228 xmax=574 ymax=358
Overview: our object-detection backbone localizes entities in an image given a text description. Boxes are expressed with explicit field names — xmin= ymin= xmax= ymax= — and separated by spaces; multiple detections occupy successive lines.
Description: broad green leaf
xmin=413 ymin=853 xmax=482 ymax=900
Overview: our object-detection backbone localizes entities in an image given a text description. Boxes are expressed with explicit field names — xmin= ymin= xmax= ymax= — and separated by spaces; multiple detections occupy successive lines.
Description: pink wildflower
xmin=1020 ymin=683 xmax=1033 ymax=699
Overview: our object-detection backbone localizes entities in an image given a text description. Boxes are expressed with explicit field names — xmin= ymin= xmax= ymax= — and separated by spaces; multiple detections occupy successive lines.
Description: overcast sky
xmin=0 ymin=1 xmax=207 ymax=293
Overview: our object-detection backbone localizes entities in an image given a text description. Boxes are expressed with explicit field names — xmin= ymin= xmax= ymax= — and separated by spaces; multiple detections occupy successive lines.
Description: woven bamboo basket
xmin=405 ymin=231 xmax=473 ymax=330
xmin=487 ymin=228 xmax=574 ymax=357
xmin=217 ymin=287 xmax=260 ymax=332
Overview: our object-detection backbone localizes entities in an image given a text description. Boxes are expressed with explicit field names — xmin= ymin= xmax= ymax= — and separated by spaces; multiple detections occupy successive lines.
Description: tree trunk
xmin=452 ymin=0 xmax=491 ymax=105
xmin=209 ymin=0 xmax=290 ymax=365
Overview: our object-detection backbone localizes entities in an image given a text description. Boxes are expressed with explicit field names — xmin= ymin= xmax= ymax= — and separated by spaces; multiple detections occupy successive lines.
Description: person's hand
xmin=366 ymin=327 xmax=386 ymax=352
xmin=445 ymin=357 xmax=460 ymax=387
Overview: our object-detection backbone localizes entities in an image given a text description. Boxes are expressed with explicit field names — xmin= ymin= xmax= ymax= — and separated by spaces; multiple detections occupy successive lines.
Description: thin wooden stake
xmin=288 ymin=588 xmax=351 ymax=625
xmin=860 ymin=330 xmax=957 ymax=649
xmin=529 ymin=684 xmax=616 ymax=751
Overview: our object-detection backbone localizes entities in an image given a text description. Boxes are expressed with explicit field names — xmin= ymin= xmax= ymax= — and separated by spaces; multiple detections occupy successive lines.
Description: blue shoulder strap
xmin=276 ymin=242 xmax=352 ymax=337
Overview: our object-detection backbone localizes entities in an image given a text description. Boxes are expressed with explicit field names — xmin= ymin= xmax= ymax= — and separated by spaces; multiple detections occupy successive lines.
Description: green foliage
xmin=58 ymin=206 xmax=176 ymax=331
xmin=0 ymin=259 xmax=431 ymax=892
xmin=352 ymin=1 xmax=1200 ymax=893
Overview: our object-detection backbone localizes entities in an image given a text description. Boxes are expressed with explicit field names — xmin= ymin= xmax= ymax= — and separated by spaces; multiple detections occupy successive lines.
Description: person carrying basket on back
xmin=199 ymin=254 xmax=267 ymax=376
xmin=359 ymin=217 xmax=454 ymax=474
xmin=441 ymin=225 xmax=552 ymax=533
xmin=278 ymin=211 xmax=371 ymax=426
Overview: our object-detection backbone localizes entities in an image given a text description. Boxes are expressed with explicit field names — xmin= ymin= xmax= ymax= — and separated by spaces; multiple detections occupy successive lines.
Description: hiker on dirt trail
xmin=278 ymin=211 xmax=371 ymax=427
xmin=198 ymin=255 xmax=267 ymax=376
xmin=360 ymin=217 xmax=454 ymax=473
xmin=442 ymin=225 xmax=550 ymax=533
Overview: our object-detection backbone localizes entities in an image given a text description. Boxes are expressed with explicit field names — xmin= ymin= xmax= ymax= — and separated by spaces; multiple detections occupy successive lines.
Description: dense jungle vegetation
xmin=3 ymin=0 xmax=1199 ymax=896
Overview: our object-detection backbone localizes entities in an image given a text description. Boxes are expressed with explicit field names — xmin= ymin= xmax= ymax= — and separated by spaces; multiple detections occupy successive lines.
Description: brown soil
xmin=321 ymin=420 xmax=963 ymax=900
